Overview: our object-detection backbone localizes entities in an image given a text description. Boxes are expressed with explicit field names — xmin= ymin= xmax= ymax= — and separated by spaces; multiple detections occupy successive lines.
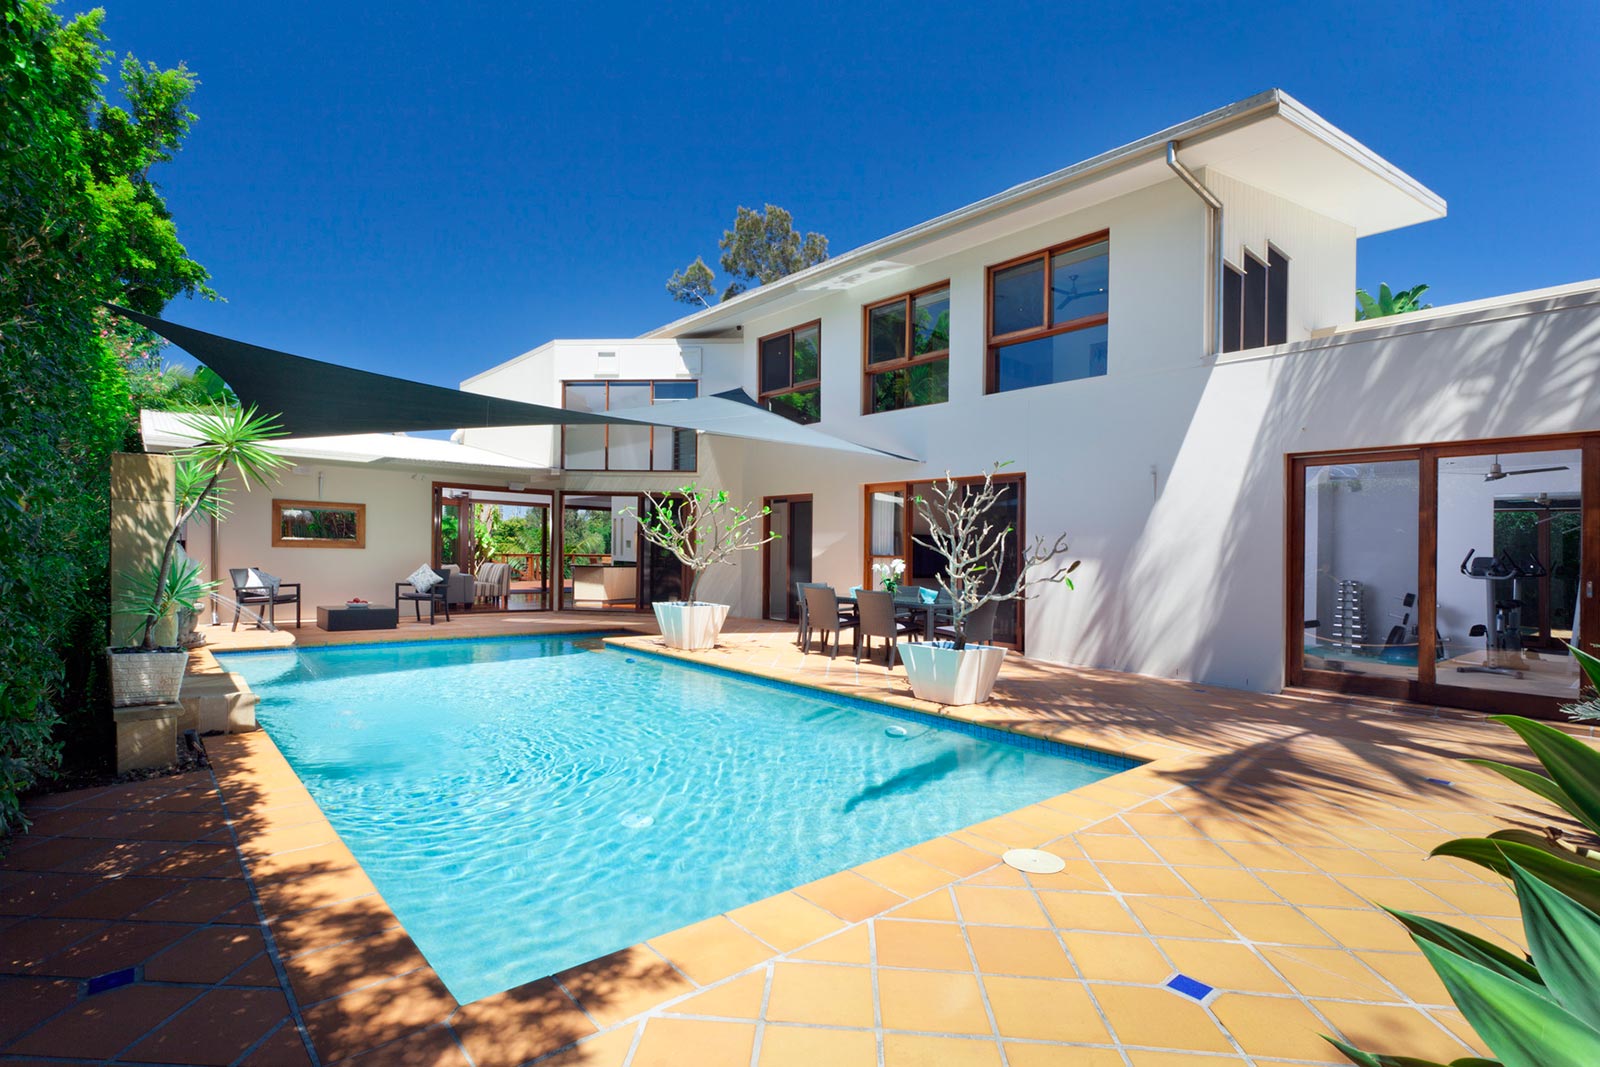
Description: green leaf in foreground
xmin=1417 ymin=938 xmax=1600 ymax=1067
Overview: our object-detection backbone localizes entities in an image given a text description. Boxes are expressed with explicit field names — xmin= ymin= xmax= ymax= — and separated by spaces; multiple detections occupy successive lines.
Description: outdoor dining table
xmin=838 ymin=591 xmax=954 ymax=641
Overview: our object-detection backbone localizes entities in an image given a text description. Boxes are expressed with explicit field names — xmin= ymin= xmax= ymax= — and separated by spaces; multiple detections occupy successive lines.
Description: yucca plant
xmin=125 ymin=403 xmax=286 ymax=649
xmin=1330 ymin=695 xmax=1600 ymax=1066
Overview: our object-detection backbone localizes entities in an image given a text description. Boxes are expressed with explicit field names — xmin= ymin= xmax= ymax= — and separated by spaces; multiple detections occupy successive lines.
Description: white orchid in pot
xmin=872 ymin=557 xmax=906 ymax=593
xmin=627 ymin=486 xmax=777 ymax=651
xmin=897 ymin=463 xmax=1079 ymax=706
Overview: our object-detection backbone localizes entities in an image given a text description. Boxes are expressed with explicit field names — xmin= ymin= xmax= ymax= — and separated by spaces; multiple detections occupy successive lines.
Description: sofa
xmin=436 ymin=565 xmax=478 ymax=609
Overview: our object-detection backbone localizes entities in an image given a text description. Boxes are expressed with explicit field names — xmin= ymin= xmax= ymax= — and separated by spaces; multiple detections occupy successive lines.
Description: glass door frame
xmin=762 ymin=494 xmax=813 ymax=623
xmin=431 ymin=481 xmax=555 ymax=612
xmin=552 ymin=489 xmax=652 ymax=612
xmin=1286 ymin=432 xmax=1600 ymax=718
xmin=862 ymin=474 xmax=1028 ymax=653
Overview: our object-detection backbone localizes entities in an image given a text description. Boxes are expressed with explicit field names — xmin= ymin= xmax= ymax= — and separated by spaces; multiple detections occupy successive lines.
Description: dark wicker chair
xmin=394 ymin=568 xmax=452 ymax=624
xmin=934 ymin=598 xmax=999 ymax=645
xmin=801 ymin=585 xmax=856 ymax=658
xmin=854 ymin=589 xmax=916 ymax=666
xmin=229 ymin=567 xmax=301 ymax=631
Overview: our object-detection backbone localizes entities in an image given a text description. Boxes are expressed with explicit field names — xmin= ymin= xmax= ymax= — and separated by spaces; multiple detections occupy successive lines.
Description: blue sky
xmin=98 ymin=0 xmax=1598 ymax=388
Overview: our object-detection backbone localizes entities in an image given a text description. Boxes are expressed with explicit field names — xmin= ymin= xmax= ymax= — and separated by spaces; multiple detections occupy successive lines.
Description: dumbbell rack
xmin=1328 ymin=579 xmax=1366 ymax=650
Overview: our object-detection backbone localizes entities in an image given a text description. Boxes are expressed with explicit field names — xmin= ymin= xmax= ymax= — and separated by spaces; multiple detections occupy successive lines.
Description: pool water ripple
xmin=222 ymin=636 xmax=1132 ymax=1003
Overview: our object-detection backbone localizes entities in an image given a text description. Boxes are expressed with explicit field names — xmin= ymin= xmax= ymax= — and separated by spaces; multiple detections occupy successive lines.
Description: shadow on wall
xmin=1068 ymin=302 xmax=1600 ymax=692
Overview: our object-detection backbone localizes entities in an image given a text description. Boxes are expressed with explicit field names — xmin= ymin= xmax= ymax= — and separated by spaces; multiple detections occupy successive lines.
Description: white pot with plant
xmin=109 ymin=404 xmax=285 ymax=706
xmin=627 ymin=486 xmax=777 ymax=652
xmin=897 ymin=463 xmax=1079 ymax=706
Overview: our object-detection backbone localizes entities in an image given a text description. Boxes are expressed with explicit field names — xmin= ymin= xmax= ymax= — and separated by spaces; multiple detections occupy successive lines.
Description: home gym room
xmin=1295 ymin=442 xmax=1586 ymax=711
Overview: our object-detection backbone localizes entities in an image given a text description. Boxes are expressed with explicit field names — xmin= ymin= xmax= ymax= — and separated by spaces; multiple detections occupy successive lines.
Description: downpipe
xmin=1166 ymin=140 xmax=1224 ymax=359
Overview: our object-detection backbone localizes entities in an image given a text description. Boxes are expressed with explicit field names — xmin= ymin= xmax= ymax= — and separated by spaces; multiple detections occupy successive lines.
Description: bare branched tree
xmin=626 ymin=487 xmax=778 ymax=604
xmin=912 ymin=463 xmax=1079 ymax=650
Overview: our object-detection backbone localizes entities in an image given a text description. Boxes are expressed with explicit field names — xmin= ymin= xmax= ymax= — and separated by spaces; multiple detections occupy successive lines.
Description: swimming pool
xmin=220 ymin=635 xmax=1136 ymax=1003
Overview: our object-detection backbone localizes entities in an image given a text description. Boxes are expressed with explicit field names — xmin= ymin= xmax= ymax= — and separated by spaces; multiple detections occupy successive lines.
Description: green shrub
xmin=0 ymin=2 xmax=211 ymax=832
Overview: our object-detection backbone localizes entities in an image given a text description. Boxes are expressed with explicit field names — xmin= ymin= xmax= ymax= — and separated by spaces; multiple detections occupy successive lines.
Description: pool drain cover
xmin=1002 ymin=848 xmax=1065 ymax=874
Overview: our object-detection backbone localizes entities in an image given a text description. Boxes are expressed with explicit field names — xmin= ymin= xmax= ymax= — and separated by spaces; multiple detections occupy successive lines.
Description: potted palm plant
xmin=108 ymin=404 xmax=285 ymax=706
xmin=628 ymin=486 xmax=776 ymax=651
xmin=897 ymin=463 xmax=1079 ymax=706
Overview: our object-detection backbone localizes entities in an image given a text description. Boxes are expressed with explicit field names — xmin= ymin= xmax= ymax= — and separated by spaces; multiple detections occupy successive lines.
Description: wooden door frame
xmin=431 ymin=482 xmax=555 ymax=612
xmin=861 ymin=474 xmax=1027 ymax=653
xmin=1286 ymin=432 xmax=1597 ymax=719
xmin=762 ymin=494 xmax=813 ymax=622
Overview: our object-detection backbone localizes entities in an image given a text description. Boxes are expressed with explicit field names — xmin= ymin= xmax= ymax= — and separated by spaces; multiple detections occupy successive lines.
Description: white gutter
xmin=1165 ymin=141 xmax=1225 ymax=359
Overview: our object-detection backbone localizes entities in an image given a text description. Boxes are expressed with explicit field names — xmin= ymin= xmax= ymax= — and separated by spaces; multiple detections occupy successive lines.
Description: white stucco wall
xmin=430 ymin=164 xmax=1599 ymax=700
xmin=185 ymin=463 xmax=441 ymax=619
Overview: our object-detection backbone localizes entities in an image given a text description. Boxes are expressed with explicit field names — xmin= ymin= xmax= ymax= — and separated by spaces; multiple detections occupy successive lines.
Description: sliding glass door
xmin=1290 ymin=435 xmax=1598 ymax=716
xmin=864 ymin=475 xmax=1026 ymax=650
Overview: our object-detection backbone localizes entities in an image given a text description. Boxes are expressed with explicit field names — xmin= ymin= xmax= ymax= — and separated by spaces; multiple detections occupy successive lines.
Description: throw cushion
xmin=407 ymin=565 xmax=441 ymax=593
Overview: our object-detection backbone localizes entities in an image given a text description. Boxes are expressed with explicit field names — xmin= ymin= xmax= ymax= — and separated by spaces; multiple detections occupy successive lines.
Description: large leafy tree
xmin=667 ymin=204 xmax=828 ymax=306
xmin=1 ymin=1 xmax=212 ymax=830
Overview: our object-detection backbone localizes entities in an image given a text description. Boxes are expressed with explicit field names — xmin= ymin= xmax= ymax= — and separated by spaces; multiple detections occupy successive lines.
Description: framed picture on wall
xmin=271 ymin=500 xmax=366 ymax=549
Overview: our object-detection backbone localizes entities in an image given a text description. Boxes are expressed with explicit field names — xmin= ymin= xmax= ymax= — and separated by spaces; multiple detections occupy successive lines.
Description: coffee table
xmin=316 ymin=604 xmax=399 ymax=632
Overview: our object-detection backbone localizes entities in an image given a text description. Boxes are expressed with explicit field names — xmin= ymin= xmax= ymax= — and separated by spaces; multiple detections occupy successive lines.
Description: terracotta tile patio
xmin=4 ymin=614 xmax=1592 ymax=1065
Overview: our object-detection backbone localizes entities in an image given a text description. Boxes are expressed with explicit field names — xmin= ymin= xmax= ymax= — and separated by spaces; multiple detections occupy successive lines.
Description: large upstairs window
xmin=986 ymin=232 xmax=1109 ymax=393
xmin=562 ymin=380 xmax=698 ymax=471
xmin=759 ymin=322 xmax=821 ymax=424
xmin=864 ymin=284 xmax=950 ymax=413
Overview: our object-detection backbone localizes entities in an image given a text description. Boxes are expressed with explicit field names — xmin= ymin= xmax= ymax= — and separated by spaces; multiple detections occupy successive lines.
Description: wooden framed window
xmin=863 ymin=283 xmax=950 ymax=414
xmin=1222 ymin=244 xmax=1289 ymax=353
xmin=561 ymin=380 xmax=699 ymax=472
xmin=271 ymin=500 xmax=365 ymax=548
xmin=758 ymin=321 xmax=821 ymax=424
xmin=986 ymin=231 xmax=1108 ymax=393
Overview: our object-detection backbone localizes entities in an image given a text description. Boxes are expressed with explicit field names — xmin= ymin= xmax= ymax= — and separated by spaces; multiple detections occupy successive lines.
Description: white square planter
xmin=897 ymin=640 xmax=1008 ymax=706
xmin=107 ymin=647 xmax=189 ymax=707
xmin=653 ymin=602 xmax=730 ymax=651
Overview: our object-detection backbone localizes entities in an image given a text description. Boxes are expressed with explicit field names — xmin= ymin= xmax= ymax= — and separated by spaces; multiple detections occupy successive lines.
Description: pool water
xmin=220 ymin=636 xmax=1135 ymax=1003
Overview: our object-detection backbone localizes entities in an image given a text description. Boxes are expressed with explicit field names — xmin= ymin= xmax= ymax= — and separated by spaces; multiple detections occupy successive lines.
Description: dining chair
xmin=854 ymin=589 xmax=916 ymax=666
xmin=801 ymin=585 xmax=856 ymax=658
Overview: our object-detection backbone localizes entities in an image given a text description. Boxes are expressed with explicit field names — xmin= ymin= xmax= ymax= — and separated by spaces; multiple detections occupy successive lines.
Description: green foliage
xmin=111 ymin=557 xmax=217 ymax=646
xmin=665 ymin=255 xmax=716 ymax=309
xmin=666 ymin=204 xmax=828 ymax=305
xmin=127 ymin=404 xmax=286 ymax=649
xmin=1332 ymin=715 xmax=1600 ymax=1066
xmin=628 ymin=488 xmax=775 ymax=604
xmin=0 ymin=1 xmax=213 ymax=832
xmin=1356 ymin=283 xmax=1432 ymax=320
xmin=1560 ymin=644 xmax=1600 ymax=721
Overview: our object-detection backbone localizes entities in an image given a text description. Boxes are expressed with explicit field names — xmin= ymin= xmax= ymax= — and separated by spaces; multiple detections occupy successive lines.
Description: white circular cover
xmin=1002 ymin=848 xmax=1066 ymax=874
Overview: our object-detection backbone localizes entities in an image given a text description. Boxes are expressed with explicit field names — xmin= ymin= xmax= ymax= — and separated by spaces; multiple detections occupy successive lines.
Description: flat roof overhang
xmin=646 ymin=89 xmax=1446 ymax=339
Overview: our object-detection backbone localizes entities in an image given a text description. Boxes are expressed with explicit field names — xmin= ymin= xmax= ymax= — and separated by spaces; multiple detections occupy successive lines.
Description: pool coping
xmin=195 ymin=631 xmax=1186 ymax=1064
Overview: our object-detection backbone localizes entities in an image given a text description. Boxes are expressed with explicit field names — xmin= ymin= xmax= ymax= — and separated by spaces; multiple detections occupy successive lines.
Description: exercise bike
xmin=1456 ymin=548 xmax=1547 ymax=677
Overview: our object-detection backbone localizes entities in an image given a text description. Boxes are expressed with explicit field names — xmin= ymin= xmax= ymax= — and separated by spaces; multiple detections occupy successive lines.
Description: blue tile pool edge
xmin=607 ymin=639 xmax=1143 ymax=773
xmin=212 ymin=628 xmax=627 ymax=658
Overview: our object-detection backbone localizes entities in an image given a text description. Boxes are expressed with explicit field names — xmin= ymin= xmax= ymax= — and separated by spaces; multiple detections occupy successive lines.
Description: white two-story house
xmin=160 ymin=88 xmax=1600 ymax=718
xmin=454 ymin=88 xmax=1600 ymax=718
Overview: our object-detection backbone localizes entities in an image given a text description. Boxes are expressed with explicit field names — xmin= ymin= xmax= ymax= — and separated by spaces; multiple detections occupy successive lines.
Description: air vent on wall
xmin=595 ymin=350 xmax=618 ymax=378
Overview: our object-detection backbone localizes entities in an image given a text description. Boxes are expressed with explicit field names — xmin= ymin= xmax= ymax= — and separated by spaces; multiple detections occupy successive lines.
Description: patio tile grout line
xmin=1117 ymin=775 xmax=1484 ymax=1057
xmin=205 ymin=758 xmax=323 ymax=1066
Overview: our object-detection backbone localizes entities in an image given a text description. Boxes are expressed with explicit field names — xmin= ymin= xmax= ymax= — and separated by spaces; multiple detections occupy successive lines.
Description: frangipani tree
xmin=124 ymin=404 xmax=285 ymax=649
xmin=912 ymin=463 xmax=1079 ymax=650
xmin=627 ymin=487 xmax=777 ymax=604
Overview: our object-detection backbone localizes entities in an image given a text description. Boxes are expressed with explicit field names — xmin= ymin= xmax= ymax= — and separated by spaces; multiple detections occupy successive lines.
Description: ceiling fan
xmin=1480 ymin=455 xmax=1570 ymax=482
